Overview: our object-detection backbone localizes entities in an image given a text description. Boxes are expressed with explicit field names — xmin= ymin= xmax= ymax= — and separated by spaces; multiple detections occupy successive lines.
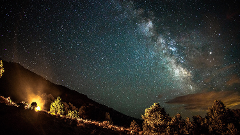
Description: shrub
xmin=0 ymin=96 xmax=8 ymax=104
xmin=168 ymin=113 xmax=184 ymax=134
xmin=142 ymin=103 xmax=170 ymax=134
xmin=105 ymin=112 xmax=113 ymax=124
xmin=62 ymin=102 xmax=69 ymax=115
xmin=183 ymin=117 xmax=194 ymax=134
xmin=226 ymin=123 xmax=238 ymax=134
xmin=30 ymin=102 xmax=37 ymax=110
xmin=0 ymin=60 xmax=4 ymax=78
xmin=68 ymin=102 xmax=78 ymax=111
xmin=66 ymin=110 xmax=79 ymax=119
xmin=50 ymin=97 xmax=64 ymax=115
xmin=130 ymin=120 xmax=141 ymax=132
xmin=79 ymin=105 xmax=87 ymax=119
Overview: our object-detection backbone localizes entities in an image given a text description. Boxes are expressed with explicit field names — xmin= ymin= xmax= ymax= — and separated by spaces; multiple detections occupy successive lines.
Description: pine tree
xmin=207 ymin=100 xmax=227 ymax=134
xmin=50 ymin=97 xmax=64 ymax=115
xmin=168 ymin=113 xmax=183 ymax=134
xmin=192 ymin=115 xmax=208 ymax=134
xmin=183 ymin=117 xmax=194 ymax=134
xmin=142 ymin=103 xmax=169 ymax=134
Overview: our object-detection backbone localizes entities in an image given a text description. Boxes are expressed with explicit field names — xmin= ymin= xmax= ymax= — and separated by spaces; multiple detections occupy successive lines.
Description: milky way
xmin=1 ymin=0 xmax=240 ymax=118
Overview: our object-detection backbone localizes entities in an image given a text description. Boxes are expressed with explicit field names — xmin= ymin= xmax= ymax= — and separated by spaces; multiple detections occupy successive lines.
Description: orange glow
xmin=29 ymin=95 xmax=44 ymax=111
xmin=35 ymin=106 xmax=41 ymax=111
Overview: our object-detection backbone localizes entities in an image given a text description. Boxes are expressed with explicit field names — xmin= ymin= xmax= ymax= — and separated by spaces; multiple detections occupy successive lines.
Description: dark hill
xmin=0 ymin=60 xmax=142 ymax=127
xmin=0 ymin=103 xmax=128 ymax=135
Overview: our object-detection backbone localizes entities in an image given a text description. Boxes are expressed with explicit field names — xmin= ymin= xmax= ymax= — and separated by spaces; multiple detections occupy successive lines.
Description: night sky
xmin=1 ymin=0 xmax=240 ymax=119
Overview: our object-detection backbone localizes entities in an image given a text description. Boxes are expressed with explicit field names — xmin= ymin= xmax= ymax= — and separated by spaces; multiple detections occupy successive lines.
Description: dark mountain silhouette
xmin=0 ymin=102 xmax=130 ymax=135
xmin=0 ymin=60 xmax=142 ymax=127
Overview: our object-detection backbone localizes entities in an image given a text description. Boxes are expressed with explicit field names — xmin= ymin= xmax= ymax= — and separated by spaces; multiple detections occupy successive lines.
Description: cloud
xmin=203 ymin=64 xmax=239 ymax=83
xmin=226 ymin=74 xmax=240 ymax=86
xmin=166 ymin=91 xmax=240 ymax=111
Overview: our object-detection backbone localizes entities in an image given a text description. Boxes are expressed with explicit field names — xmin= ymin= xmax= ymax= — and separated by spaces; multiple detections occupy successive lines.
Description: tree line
xmin=138 ymin=100 xmax=239 ymax=135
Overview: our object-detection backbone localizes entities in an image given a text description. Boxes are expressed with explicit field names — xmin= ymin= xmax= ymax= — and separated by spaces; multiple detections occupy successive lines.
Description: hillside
xmin=0 ymin=60 xmax=142 ymax=127
xmin=0 ymin=101 xmax=132 ymax=135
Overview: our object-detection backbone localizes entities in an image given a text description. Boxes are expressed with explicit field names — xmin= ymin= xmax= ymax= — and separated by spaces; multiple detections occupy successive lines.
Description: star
xmin=0 ymin=0 xmax=240 ymax=119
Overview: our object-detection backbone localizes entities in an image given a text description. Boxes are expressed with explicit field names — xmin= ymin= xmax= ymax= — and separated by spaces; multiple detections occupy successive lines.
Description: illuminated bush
xmin=130 ymin=120 xmax=141 ymax=132
xmin=50 ymin=97 xmax=64 ymax=115
xmin=207 ymin=100 xmax=227 ymax=134
xmin=66 ymin=110 xmax=79 ymax=119
xmin=183 ymin=117 xmax=194 ymax=134
xmin=226 ymin=123 xmax=238 ymax=134
xmin=142 ymin=103 xmax=170 ymax=134
xmin=0 ymin=60 xmax=4 ymax=78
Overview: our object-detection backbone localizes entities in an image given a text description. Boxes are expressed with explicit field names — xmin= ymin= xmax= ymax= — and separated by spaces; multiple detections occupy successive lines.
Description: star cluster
xmin=1 ymin=0 xmax=240 ymax=118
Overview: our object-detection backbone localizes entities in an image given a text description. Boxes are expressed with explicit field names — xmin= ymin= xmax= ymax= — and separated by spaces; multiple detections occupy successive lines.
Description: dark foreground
xmin=0 ymin=103 xmax=129 ymax=135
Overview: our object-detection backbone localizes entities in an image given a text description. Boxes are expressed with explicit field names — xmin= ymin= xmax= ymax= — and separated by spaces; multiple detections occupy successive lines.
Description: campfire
xmin=28 ymin=95 xmax=44 ymax=111
xmin=35 ymin=106 xmax=41 ymax=111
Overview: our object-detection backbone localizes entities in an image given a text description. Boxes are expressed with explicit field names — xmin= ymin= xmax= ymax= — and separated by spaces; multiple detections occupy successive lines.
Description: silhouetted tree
xmin=69 ymin=102 xmax=78 ymax=111
xmin=105 ymin=112 xmax=113 ymax=125
xmin=229 ymin=109 xmax=240 ymax=130
xmin=142 ymin=103 xmax=170 ymax=134
xmin=192 ymin=115 xmax=208 ymax=134
xmin=168 ymin=113 xmax=184 ymax=134
xmin=30 ymin=102 xmax=37 ymax=110
xmin=62 ymin=102 xmax=69 ymax=115
xmin=79 ymin=105 xmax=87 ymax=119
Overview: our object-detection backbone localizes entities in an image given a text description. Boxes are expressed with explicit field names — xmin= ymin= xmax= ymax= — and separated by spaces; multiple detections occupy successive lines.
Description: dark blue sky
xmin=1 ymin=0 xmax=240 ymax=118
